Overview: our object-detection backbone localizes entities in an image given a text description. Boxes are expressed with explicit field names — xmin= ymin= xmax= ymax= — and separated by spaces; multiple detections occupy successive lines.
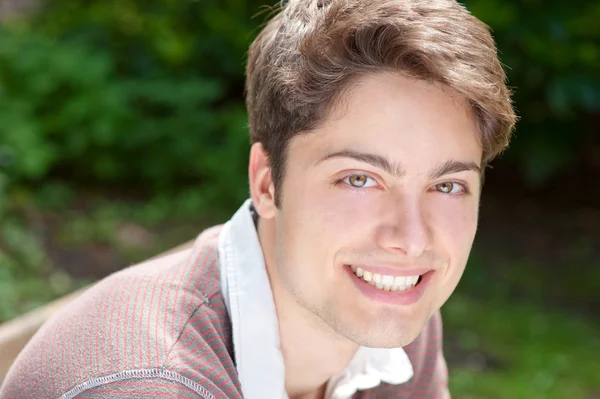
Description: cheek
xmin=427 ymin=198 xmax=478 ymax=306
xmin=318 ymin=192 xmax=377 ymax=231
xmin=291 ymin=181 xmax=378 ymax=238
xmin=429 ymin=197 xmax=479 ymax=261
xmin=280 ymin=182 xmax=379 ymax=276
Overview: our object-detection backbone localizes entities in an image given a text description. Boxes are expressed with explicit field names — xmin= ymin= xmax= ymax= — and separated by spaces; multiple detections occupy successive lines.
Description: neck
xmin=257 ymin=218 xmax=359 ymax=399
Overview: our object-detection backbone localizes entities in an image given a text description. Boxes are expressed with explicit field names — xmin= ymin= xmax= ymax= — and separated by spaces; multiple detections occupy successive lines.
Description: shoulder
xmin=0 ymin=226 xmax=241 ymax=399
xmin=403 ymin=309 xmax=444 ymax=370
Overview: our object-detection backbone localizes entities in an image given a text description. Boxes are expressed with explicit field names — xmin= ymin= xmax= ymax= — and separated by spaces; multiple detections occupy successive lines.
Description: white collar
xmin=218 ymin=200 xmax=413 ymax=399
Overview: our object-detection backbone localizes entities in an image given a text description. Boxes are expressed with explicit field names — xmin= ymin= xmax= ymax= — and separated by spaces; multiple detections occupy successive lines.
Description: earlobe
xmin=249 ymin=142 xmax=277 ymax=219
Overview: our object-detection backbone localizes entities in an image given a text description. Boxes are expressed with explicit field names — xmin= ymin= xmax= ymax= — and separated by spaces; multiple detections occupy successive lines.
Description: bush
xmin=465 ymin=0 xmax=600 ymax=185
xmin=0 ymin=0 xmax=598 ymax=198
xmin=0 ymin=1 xmax=271 ymax=297
xmin=1 ymin=0 xmax=277 ymax=216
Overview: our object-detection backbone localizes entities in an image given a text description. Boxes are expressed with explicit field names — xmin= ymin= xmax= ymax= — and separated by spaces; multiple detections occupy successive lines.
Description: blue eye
xmin=433 ymin=182 xmax=465 ymax=194
xmin=343 ymin=174 xmax=377 ymax=188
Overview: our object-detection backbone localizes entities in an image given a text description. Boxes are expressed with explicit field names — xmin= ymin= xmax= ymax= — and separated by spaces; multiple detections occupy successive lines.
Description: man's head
xmin=246 ymin=0 xmax=516 ymax=348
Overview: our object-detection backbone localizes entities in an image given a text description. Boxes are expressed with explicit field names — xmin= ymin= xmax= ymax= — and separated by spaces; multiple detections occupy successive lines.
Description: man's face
xmin=271 ymin=72 xmax=481 ymax=348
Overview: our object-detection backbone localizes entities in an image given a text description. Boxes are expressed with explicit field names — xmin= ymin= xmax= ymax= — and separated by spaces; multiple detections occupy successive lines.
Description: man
xmin=0 ymin=0 xmax=516 ymax=398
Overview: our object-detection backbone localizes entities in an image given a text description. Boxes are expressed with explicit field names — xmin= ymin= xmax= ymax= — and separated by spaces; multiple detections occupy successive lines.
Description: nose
xmin=375 ymin=196 xmax=432 ymax=258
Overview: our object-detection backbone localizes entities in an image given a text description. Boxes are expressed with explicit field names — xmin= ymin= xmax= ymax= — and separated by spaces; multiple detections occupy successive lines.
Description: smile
xmin=349 ymin=265 xmax=422 ymax=292
xmin=344 ymin=264 xmax=432 ymax=305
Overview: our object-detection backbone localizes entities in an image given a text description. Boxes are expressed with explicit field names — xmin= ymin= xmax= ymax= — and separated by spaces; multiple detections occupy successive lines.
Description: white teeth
xmin=381 ymin=275 xmax=394 ymax=286
xmin=349 ymin=266 xmax=421 ymax=292
xmin=394 ymin=276 xmax=405 ymax=285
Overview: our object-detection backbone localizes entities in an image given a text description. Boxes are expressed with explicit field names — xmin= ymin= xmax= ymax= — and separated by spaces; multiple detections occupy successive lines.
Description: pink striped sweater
xmin=0 ymin=225 xmax=449 ymax=398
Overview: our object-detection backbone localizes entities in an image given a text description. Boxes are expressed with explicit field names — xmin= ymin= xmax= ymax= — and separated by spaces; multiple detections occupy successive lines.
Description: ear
xmin=249 ymin=142 xmax=277 ymax=219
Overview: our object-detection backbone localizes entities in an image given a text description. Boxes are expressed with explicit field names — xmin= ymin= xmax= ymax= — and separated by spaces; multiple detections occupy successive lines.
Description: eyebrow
xmin=317 ymin=149 xmax=406 ymax=179
xmin=428 ymin=159 xmax=481 ymax=179
xmin=316 ymin=149 xmax=481 ymax=179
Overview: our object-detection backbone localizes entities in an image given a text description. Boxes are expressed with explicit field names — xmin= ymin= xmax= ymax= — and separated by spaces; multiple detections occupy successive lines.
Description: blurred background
xmin=0 ymin=0 xmax=598 ymax=397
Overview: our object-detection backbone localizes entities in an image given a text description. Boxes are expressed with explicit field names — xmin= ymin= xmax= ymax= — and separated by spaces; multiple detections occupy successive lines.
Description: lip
xmin=344 ymin=265 xmax=434 ymax=306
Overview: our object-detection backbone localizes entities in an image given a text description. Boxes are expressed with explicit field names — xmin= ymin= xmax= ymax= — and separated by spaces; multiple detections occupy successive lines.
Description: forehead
xmin=291 ymin=72 xmax=482 ymax=168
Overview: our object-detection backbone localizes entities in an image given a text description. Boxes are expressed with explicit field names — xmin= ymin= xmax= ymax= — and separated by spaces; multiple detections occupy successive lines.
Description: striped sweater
xmin=0 ymin=225 xmax=449 ymax=398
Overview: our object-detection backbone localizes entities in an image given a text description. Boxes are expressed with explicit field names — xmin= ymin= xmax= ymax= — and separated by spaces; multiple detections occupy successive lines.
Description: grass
xmin=0 ymin=215 xmax=90 ymax=322
xmin=443 ymin=242 xmax=600 ymax=399
xmin=444 ymin=292 xmax=600 ymax=398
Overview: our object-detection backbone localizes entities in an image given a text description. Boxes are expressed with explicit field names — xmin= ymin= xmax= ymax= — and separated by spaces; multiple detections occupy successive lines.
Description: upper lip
xmin=346 ymin=264 xmax=434 ymax=277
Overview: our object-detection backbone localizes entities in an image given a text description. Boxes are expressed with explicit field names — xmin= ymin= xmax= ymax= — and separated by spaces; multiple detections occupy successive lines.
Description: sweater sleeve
xmin=71 ymin=376 xmax=221 ymax=399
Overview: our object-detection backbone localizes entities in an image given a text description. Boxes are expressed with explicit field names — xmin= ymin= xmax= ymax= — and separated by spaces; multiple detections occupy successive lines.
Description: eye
xmin=342 ymin=174 xmax=377 ymax=188
xmin=432 ymin=182 xmax=466 ymax=195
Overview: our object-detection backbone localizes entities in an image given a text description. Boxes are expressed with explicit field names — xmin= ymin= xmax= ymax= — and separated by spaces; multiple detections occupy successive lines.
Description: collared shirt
xmin=218 ymin=200 xmax=414 ymax=399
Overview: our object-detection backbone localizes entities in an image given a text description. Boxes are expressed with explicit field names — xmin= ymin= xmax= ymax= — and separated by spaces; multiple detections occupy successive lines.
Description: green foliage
xmin=0 ymin=0 xmax=275 ymax=322
xmin=0 ymin=0 xmax=275 ymax=214
xmin=0 ymin=0 xmax=598 ymax=198
xmin=0 ymin=211 xmax=86 ymax=321
xmin=445 ymin=294 xmax=600 ymax=399
xmin=0 ymin=30 xmax=126 ymax=181
xmin=465 ymin=0 xmax=600 ymax=185
xmin=0 ymin=31 xmax=250 ymax=210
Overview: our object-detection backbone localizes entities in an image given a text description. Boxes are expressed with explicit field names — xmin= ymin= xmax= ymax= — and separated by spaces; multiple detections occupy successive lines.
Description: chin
xmin=357 ymin=327 xmax=421 ymax=349
xmin=337 ymin=314 xmax=426 ymax=348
